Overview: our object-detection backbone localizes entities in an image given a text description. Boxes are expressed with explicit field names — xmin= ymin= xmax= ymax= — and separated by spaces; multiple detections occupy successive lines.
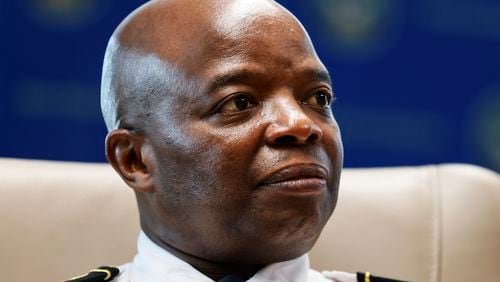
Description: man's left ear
xmin=105 ymin=129 xmax=156 ymax=193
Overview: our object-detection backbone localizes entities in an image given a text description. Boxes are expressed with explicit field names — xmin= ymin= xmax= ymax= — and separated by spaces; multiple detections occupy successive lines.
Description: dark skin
xmin=102 ymin=0 xmax=343 ymax=280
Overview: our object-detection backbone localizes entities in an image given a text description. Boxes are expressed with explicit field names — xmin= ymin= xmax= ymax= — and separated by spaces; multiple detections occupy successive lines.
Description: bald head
xmin=100 ymin=0 xmax=314 ymax=132
xmin=101 ymin=0 xmax=341 ymax=274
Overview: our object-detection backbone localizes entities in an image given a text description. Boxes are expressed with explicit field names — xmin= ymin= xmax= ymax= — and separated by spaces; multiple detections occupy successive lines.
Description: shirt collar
xmin=129 ymin=231 xmax=311 ymax=282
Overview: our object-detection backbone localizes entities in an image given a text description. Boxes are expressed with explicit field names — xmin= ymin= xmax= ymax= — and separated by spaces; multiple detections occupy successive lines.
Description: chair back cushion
xmin=1 ymin=159 xmax=498 ymax=282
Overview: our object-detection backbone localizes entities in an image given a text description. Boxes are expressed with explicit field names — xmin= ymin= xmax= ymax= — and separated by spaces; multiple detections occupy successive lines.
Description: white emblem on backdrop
xmin=313 ymin=0 xmax=404 ymax=62
xmin=17 ymin=0 xmax=115 ymax=30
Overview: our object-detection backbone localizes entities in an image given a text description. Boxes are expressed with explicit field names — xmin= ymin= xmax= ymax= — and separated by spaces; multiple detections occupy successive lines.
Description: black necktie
xmin=217 ymin=274 xmax=247 ymax=282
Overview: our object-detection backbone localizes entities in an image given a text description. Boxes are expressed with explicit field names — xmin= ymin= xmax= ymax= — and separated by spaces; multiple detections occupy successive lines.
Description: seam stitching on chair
xmin=429 ymin=165 xmax=443 ymax=282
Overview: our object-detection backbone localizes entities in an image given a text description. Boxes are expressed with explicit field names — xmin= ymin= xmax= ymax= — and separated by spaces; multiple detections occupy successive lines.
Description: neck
xmin=144 ymin=231 xmax=265 ymax=281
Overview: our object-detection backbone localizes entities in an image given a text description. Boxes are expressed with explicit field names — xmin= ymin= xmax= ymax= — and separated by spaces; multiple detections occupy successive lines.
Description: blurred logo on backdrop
xmin=466 ymin=84 xmax=500 ymax=172
xmin=416 ymin=0 xmax=500 ymax=39
xmin=11 ymin=78 xmax=101 ymax=123
xmin=18 ymin=0 xmax=114 ymax=30
xmin=313 ymin=0 xmax=403 ymax=61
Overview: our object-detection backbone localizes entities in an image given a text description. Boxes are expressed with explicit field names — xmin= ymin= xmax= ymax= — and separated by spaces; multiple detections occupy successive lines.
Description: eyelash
xmin=213 ymin=93 xmax=257 ymax=114
xmin=303 ymin=89 xmax=335 ymax=107
xmin=212 ymin=88 xmax=335 ymax=115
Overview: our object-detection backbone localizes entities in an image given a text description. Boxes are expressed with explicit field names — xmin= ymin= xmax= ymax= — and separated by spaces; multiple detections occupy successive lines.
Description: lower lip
xmin=258 ymin=178 xmax=327 ymax=194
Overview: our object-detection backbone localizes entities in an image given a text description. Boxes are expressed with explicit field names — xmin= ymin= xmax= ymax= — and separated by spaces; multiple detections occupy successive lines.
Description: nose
xmin=264 ymin=98 xmax=323 ymax=146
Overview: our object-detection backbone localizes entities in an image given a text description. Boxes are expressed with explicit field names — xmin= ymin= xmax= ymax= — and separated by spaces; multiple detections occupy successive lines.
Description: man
xmin=67 ymin=0 xmax=406 ymax=281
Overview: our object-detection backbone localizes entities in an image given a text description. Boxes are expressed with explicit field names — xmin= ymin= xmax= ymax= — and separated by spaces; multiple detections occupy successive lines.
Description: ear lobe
xmin=105 ymin=129 xmax=155 ymax=192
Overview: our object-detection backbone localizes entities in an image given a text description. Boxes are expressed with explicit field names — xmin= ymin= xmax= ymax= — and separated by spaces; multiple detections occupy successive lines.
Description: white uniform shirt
xmin=113 ymin=232 xmax=355 ymax=282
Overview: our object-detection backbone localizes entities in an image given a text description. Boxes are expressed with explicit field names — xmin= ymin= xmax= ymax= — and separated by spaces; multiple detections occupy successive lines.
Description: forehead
xmin=180 ymin=3 xmax=324 ymax=87
xmin=121 ymin=0 xmax=324 ymax=82
xmin=213 ymin=0 xmax=298 ymax=39
xmin=131 ymin=0 xmax=328 ymax=114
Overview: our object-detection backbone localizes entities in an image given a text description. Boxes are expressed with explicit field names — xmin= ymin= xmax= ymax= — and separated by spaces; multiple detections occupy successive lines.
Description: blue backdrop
xmin=1 ymin=0 xmax=499 ymax=171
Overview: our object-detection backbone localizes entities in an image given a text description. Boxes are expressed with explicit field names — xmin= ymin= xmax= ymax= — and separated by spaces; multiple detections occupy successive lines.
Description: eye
xmin=302 ymin=89 xmax=333 ymax=109
xmin=218 ymin=93 xmax=257 ymax=113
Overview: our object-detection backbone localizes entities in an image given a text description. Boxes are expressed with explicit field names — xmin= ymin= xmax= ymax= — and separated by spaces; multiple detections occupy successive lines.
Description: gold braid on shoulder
xmin=63 ymin=266 xmax=119 ymax=282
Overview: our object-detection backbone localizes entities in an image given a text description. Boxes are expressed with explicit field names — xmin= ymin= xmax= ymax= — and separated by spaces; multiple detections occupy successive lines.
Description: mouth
xmin=257 ymin=164 xmax=328 ymax=194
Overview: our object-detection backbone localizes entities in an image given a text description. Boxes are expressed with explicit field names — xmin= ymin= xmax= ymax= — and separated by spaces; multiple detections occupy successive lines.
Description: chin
xmin=241 ymin=233 xmax=321 ymax=265
xmin=230 ymin=217 xmax=327 ymax=265
xmin=264 ymin=205 xmax=335 ymax=263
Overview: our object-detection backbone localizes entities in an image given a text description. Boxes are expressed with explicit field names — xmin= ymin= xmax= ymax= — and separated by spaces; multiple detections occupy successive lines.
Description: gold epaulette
xmin=356 ymin=272 xmax=412 ymax=282
xmin=62 ymin=266 xmax=119 ymax=282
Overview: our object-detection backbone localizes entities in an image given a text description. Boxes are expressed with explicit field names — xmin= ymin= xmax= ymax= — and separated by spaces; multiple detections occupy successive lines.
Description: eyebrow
xmin=302 ymin=68 xmax=332 ymax=86
xmin=206 ymin=70 xmax=265 ymax=94
xmin=206 ymin=67 xmax=332 ymax=94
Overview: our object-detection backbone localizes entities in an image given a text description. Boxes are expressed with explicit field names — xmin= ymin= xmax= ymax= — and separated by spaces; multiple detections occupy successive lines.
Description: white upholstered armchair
xmin=1 ymin=158 xmax=498 ymax=282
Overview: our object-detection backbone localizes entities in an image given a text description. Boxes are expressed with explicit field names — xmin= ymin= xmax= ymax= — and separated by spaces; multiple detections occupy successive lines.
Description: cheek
xmin=148 ymin=121 xmax=219 ymax=201
xmin=324 ymin=121 xmax=343 ymax=167
xmin=195 ymin=121 xmax=263 ymax=175
xmin=153 ymin=120 xmax=262 ymax=200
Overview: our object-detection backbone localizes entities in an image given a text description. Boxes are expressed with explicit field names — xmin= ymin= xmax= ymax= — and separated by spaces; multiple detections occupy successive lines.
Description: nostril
xmin=275 ymin=135 xmax=297 ymax=145
xmin=306 ymin=133 xmax=319 ymax=143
